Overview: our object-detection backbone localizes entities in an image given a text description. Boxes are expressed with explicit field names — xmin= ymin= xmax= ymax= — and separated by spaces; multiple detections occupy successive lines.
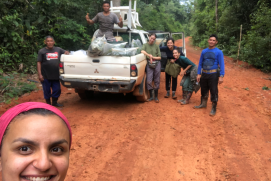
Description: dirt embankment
xmin=1 ymin=37 xmax=271 ymax=180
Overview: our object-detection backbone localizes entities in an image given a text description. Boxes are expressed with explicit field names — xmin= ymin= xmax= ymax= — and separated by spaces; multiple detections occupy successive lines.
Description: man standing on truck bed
xmin=37 ymin=36 xmax=69 ymax=107
xmin=85 ymin=1 xmax=123 ymax=41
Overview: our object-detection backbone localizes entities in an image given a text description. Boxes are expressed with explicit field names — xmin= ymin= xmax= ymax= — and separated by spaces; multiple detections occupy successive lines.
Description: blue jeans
xmin=42 ymin=79 xmax=61 ymax=99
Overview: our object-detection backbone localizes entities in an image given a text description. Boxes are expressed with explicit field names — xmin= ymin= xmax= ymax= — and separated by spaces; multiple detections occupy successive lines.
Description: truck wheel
xmin=136 ymin=74 xmax=148 ymax=102
xmin=78 ymin=90 xmax=94 ymax=100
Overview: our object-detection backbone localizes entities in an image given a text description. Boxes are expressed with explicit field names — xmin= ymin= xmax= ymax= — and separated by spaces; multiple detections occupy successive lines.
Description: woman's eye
xmin=51 ymin=147 xmax=63 ymax=153
xmin=19 ymin=146 xmax=32 ymax=154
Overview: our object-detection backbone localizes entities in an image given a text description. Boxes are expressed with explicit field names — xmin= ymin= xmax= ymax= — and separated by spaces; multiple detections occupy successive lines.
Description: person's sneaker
xmin=164 ymin=90 xmax=170 ymax=98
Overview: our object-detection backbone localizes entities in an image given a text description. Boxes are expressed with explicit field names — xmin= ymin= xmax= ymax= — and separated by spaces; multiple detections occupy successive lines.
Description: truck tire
xmin=78 ymin=90 xmax=94 ymax=100
xmin=136 ymin=73 xmax=148 ymax=102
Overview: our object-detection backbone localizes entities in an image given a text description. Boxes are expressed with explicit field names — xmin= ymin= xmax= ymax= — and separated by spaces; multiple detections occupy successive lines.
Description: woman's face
xmin=173 ymin=50 xmax=180 ymax=59
xmin=167 ymin=40 xmax=174 ymax=49
xmin=148 ymin=35 xmax=156 ymax=45
xmin=0 ymin=114 xmax=70 ymax=181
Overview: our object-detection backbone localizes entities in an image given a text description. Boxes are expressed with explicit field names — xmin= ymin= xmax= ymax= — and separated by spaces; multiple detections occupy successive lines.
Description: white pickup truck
xmin=59 ymin=28 xmax=186 ymax=102
xmin=59 ymin=28 xmax=150 ymax=102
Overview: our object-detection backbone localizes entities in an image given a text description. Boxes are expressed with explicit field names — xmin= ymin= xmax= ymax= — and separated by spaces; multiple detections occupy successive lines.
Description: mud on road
xmin=1 ymin=37 xmax=271 ymax=180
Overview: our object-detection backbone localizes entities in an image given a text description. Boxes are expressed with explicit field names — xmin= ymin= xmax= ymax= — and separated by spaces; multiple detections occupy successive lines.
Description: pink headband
xmin=0 ymin=102 xmax=72 ymax=148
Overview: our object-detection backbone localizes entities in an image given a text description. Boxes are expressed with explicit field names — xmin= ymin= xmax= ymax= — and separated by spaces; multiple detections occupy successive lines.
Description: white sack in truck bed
xmin=102 ymin=42 xmax=127 ymax=56
xmin=87 ymin=35 xmax=107 ymax=57
xmin=112 ymin=48 xmax=138 ymax=56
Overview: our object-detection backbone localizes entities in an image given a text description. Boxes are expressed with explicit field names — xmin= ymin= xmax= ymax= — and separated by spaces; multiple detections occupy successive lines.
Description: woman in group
xmin=141 ymin=33 xmax=161 ymax=103
xmin=173 ymin=48 xmax=198 ymax=105
xmin=160 ymin=38 xmax=185 ymax=99
xmin=0 ymin=102 xmax=72 ymax=181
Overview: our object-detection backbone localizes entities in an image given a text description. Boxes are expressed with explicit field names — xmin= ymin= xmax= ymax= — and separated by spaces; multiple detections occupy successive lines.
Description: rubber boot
xmin=52 ymin=97 xmax=63 ymax=107
xmin=178 ymin=91 xmax=186 ymax=103
xmin=172 ymin=91 xmax=177 ymax=99
xmin=181 ymin=91 xmax=192 ymax=105
xmin=154 ymin=89 xmax=159 ymax=103
xmin=45 ymin=98 xmax=51 ymax=105
xmin=164 ymin=90 xmax=170 ymax=98
xmin=147 ymin=90 xmax=154 ymax=102
xmin=194 ymin=96 xmax=208 ymax=109
xmin=209 ymin=102 xmax=217 ymax=116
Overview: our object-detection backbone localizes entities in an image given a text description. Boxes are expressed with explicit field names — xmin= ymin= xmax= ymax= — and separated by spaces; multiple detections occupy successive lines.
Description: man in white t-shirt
xmin=85 ymin=1 xmax=123 ymax=41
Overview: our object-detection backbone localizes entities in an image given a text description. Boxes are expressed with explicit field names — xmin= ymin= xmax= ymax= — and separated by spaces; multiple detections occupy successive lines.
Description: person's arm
xmin=178 ymin=57 xmax=192 ymax=76
xmin=218 ymin=50 xmax=225 ymax=84
xmin=197 ymin=52 xmax=204 ymax=82
xmin=118 ymin=16 xmax=123 ymax=28
xmin=152 ymin=45 xmax=161 ymax=60
xmin=86 ymin=13 xmax=95 ymax=25
xmin=60 ymin=48 xmax=69 ymax=55
xmin=37 ymin=52 xmax=44 ymax=82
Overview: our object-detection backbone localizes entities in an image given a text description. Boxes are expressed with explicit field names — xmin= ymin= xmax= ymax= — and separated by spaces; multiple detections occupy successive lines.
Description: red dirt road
xmin=1 ymin=37 xmax=271 ymax=180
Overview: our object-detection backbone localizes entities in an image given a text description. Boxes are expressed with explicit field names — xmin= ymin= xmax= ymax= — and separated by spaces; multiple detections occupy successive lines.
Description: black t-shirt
xmin=37 ymin=47 xmax=66 ymax=80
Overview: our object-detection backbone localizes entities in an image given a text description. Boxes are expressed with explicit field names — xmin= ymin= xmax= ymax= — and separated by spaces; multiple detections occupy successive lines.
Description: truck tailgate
xmin=61 ymin=55 xmax=131 ymax=81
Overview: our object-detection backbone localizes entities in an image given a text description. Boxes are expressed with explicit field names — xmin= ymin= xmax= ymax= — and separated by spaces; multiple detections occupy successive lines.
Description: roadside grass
xmin=0 ymin=72 xmax=38 ymax=104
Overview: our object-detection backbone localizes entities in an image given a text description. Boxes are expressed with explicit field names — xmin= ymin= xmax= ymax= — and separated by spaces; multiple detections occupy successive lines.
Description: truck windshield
xmin=113 ymin=32 xmax=142 ymax=44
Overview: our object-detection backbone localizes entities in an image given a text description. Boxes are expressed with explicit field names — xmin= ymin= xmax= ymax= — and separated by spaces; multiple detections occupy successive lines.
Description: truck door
xmin=170 ymin=32 xmax=186 ymax=56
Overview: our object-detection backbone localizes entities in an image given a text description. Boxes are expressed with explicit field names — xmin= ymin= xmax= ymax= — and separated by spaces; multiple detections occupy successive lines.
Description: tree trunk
xmin=112 ymin=0 xmax=121 ymax=6
xmin=216 ymin=0 xmax=218 ymax=32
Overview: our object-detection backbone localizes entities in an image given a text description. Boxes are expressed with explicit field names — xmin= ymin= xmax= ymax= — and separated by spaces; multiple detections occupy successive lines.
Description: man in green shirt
xmin=141 ymin=34 xmax=161 ymax=103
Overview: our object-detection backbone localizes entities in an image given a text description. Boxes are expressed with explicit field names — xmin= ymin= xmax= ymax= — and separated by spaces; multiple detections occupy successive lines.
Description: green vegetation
xmin=0 ymin=73 xmax=37 ymax=103
xmin=262 ymin=86 xmax=271 ymax=90
xmin=190 ymin=0 xmax=271 ymax=72
xmin=1 ymin=0 xmax=270 ymax=74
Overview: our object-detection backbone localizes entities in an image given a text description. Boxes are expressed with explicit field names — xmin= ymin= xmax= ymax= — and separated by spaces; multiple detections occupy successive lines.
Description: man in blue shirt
xmin=194 ymin=34 xmax=225 ymax=116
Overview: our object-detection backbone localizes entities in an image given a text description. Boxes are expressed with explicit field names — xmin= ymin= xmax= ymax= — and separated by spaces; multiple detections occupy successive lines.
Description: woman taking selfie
xmin=0 ymin=102 xmax=72 ymax=181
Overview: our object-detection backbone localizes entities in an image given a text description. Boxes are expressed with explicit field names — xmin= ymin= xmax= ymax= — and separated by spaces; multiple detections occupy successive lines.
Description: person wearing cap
xmin=37 ymin=36 xmax=69 ymax=107
xmin=194 ymin=34 xmax=225 ymax=116
xmin=85 ymin=1 xmax=123 ymax=41
xmin=0 ymin=102 xmax=72 ymax=181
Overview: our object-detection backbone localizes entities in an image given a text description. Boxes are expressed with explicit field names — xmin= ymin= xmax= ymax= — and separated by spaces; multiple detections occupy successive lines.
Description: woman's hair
xmin=173 ymin=48 xmax=181 ymax=54
xmin=3 ymin=109 xmax=60 ymax=138
xmin=16 ymin=108 xmax=58 ymax=118
xmin=0 ymin=102 xmax=72 ymax=149
xmin=166 ymin=37 xmax=175 ymax=44
xmin=148 ymin=33 xmax=157 ymax=38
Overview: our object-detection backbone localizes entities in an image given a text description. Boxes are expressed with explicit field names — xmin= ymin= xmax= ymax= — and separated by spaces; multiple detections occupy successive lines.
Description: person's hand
xmin=119 ymin=15 xmax=123 ymax=22
xmin=180 ymin=71 xmax=185 ymax=77
xmin=39 ymin=74 xmax=44 ymax=82
xmin=85 ymin=13 xmax=90 ymax=21
xmin=170 ymin=59 xmax=175 ymax=63
xmin=197 ymin=74 xmax=201 ymax=83
xmin=219 ymin=76 xmax=223 ymax=84
xmin=64 ymin=51 xmax=69 ymax=55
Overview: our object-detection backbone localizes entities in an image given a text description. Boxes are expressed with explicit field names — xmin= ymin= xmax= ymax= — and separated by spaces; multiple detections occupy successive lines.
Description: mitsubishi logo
xmin=94 ymin=69 xmax=99 ymax=73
